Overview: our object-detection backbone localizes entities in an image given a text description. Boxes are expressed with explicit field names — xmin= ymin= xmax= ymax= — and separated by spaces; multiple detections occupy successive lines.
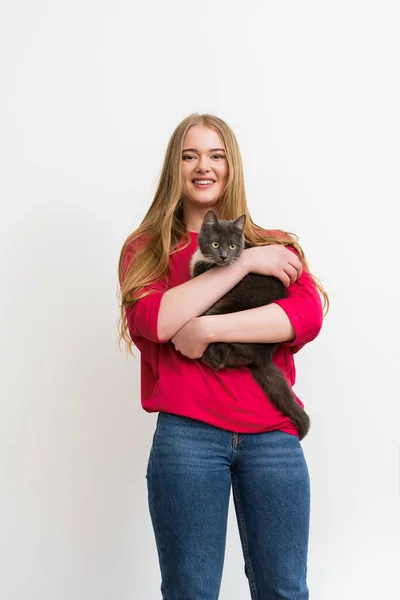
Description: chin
xmin=185 ymin=197 xmax=220 ymax=208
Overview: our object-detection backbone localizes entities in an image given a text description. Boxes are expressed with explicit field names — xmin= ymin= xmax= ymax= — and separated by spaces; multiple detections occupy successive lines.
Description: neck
xmin=183 ymin=201 xmax=221 ymax=233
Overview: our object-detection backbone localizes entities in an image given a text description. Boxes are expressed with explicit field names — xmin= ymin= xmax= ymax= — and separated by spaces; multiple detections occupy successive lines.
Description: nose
xmin=196 ymin=155 xmax=210 ymax=172
xmin=220 ymin=255 xmax=227 ymax=261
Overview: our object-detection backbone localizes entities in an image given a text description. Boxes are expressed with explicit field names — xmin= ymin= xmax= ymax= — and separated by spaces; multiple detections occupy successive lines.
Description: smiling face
xmin=181 ymin=125 xmax=229 ymax=213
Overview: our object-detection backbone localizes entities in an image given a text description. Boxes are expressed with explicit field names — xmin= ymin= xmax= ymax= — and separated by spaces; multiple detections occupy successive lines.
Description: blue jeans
xmin=146 ymin=412 xmax=310 ymax=600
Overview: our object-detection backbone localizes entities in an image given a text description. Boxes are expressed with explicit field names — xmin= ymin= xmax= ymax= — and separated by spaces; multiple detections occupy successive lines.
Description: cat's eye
xmin=211 ymin=242 xmax=220 ymax=249
xmin=229 ymin=244 xmax=237 ymax=251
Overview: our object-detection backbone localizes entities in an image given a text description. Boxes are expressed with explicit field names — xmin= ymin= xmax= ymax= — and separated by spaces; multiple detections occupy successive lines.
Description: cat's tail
xmin=249 ymin=360 xmax=310 ymax=440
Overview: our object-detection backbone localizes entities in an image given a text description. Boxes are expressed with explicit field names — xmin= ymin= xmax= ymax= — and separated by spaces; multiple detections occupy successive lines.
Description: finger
xmin=278 ymin=270 xmax=291 ymax=288
xmin=288 ymin=258 xmax=303 ymax=279
xmin=284 ymin=264 xmax=299 ymax=286
xmin=288 ymin=263 xmax=302 ymax=283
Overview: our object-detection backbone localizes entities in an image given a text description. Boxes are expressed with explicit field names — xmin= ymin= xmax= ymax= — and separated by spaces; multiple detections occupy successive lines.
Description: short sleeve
xmin=273 ymin=247 xmax=324 ymax=352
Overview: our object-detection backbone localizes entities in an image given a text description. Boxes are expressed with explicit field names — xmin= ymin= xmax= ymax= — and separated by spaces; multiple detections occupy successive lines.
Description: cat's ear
xmin=203 ymin=210 xmax=218 ymax=226
xmin=233 ymin=214 xmax=246 ymax=233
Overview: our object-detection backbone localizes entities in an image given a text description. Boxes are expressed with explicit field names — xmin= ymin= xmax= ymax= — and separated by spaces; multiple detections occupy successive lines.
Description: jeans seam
xmin=231 ymin=473 xmax=258 ymax=600
xmin=147 ymin=451 xmax=170 ymax=598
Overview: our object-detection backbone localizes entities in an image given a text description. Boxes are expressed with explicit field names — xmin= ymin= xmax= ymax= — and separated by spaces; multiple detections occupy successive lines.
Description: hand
xmin=171 ymin=317 xmax=209 ymax=360
xmin=242 ymin=245 xmax=302 ymax=287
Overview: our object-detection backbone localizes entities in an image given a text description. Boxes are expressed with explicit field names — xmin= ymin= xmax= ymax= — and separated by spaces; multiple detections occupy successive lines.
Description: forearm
xmin=158 ymin=256 xmax=248 ymax=341
xmin=202 ymin=303 xmax=296 ymax=344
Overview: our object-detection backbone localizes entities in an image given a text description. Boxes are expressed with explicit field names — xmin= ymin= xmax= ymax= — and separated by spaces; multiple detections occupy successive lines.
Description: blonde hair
xmin=118 ymin=113 xmax=329 ymax=355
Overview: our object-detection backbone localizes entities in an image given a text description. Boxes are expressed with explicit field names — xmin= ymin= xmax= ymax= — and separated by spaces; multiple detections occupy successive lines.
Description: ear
xmin=233 ymin=214 xmax=246 ymax=233
xmin=203 ymin=210 xmax=218 ymax=226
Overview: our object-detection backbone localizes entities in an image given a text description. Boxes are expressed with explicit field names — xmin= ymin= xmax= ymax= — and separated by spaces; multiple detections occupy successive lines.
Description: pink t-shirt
xmin=123 ymin=231 xmax=323 ymax=438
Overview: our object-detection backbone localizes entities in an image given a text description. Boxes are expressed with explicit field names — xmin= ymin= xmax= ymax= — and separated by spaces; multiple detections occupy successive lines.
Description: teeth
xmin=193 ymin=180 xmax=214 ymax=184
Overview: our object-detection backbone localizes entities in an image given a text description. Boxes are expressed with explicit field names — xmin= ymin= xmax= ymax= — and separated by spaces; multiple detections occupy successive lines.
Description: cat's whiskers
xmin=230 ymin=257 xmax=240 ymax=268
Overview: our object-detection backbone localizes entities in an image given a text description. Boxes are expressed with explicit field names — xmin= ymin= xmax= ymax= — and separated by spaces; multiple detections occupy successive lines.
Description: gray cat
xmin=189 ymin=209 xmax=310 ymax=440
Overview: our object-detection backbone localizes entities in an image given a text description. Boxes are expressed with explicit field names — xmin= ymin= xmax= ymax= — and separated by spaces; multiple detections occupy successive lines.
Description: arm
xmin=124 ymin=252 xmax=249 ymax=344
xmin=158 ymin=244 xmax=303 ymax=341
xmin=124 ymin=243 xmax=302 ymax=344
xmin=199 ymin=257 xmax=323 ymax=351
xmin=201 ymin=303 xmax=296 ymax=344
xmin=157 ymin=256 xmax=248 ymax=341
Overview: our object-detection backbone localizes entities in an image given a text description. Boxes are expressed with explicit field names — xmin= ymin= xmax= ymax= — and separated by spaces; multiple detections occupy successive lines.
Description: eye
xmin=182 ymin=155 xmax=195 ymax=161
xmin=211 ymin=242 xmax=220 ymax=249
xmin=212 ymin=154 xmax=225 ymax=159
xmin=229 ymin=244 xmax=237 ymax=251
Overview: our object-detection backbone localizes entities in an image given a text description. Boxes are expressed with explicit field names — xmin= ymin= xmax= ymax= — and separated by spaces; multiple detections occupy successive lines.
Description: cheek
xmin=181 ymin=165 xmax=192 ymax=186
xmin=218 ymin=163 xmax=229 ymax=182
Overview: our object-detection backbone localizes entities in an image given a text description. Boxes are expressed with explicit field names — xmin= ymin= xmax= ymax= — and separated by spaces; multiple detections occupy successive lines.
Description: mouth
xmin=192 ymin=179 xmax=216 ymax=189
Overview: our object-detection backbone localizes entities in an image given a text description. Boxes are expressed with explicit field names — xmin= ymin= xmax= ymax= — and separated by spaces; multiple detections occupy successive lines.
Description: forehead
xmin=183 ymin=125 xmax=224 ymax=150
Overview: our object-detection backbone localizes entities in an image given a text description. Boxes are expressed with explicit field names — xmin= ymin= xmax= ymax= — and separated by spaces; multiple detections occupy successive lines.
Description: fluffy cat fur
xmin=190 ymin=210 xmax=310 ymax=440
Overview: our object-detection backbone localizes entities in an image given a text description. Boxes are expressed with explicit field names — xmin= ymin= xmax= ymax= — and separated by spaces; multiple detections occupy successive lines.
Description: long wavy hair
xmin=118 ymin=113 xmax=329 ymax=355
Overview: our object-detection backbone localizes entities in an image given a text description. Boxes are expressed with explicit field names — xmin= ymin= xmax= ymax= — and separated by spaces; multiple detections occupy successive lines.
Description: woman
xmin=118 ymin=113 xmax=329 ymax=599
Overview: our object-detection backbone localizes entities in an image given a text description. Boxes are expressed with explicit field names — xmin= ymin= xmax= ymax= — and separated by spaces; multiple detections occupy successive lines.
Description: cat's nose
xmin=220 ymin=255 xmax=227 ymax=261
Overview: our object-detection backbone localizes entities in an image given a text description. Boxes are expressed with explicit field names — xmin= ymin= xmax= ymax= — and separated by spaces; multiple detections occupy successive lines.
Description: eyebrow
xmin=182 ymin=148 xmax=226 ymax=153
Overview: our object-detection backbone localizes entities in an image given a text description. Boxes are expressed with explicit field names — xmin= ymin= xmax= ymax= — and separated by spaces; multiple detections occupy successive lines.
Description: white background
xmin=1 ymin=1 xmax=400 ymax=599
